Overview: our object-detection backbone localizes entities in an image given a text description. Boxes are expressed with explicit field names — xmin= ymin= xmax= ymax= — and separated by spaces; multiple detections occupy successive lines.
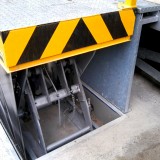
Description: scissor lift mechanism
xmin=0 ymin=0 xmax=138 ymax=159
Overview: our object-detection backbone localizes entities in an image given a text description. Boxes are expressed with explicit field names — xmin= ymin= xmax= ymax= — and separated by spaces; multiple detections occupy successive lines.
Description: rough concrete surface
xmin=146 ymin=0 xmax=160 ymax=4
xmin=0 ymin=0 xmax=118 ymax=31
xmin=38 ymin=72 xmax=160 ymax=160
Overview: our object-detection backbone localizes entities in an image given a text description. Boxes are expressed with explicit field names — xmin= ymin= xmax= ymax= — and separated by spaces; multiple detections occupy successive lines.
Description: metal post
xmin=57 ymin=61 xmax=70 ymax=94
xmin=39 ymin=68 xmax=51 ymax=103
xmin=0 ymin=67 xmax=26 ymax=158
xmin=118 ymin=0 xmax=137 ymax=8
xmin=25 ymin=80 xmax=47 ymax=154
xmin=47 ymin=126 xmax=90 ymax=152
xmin=72 ymin=59 xmax=93 ymax=129
xmin=125 ymin=0 xmax=137 ymax=8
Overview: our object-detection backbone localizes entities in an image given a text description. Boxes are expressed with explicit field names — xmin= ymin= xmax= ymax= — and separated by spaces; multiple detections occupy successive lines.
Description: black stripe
xmin=63 ymin=19 xmax=96 ymax=53
xmin=101 ymin=12 xmax=127 ymax=39
xmin=17 ymin=22 xmax=59 ymax=65
xmin=2 ymin=31 xmax=9 ymax=42
xmin=0 ymin=56 xmax=4 ymax=62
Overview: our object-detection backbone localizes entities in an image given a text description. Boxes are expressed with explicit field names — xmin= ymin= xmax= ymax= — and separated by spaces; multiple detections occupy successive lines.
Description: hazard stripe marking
xmin=18 ymin=23 xmax=59 ymax=64
xmin=4 ymin=26 xmax=36 ymax=67
xmin=0 ymin=56 xmax=3 ymax=62
xmin=41 ymin=19 xmax=79 ymax=59
xmin=83 ymin=15 xmax=113 ymax=43
xmin=101 ymin=12 xmax=128 ymax=39
xmin=63 ymin=19 xmax=97 ymax=53
xmin=2 ymin=31 xmax=9 ymax=43
xmin=119 ymin=9 xmax=135 ymax=36
xmin=0 ymin=9 xmax=135 ymax=70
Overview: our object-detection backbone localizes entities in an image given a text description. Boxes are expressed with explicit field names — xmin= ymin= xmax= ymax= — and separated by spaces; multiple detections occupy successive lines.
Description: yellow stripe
xmin=119 ymin=9 xmax=135 ymax=36
xmin=125 ymin=0 xmax=137 ymax=7
xmin=4 ymin=26 xmax=36 ymax=67
xmin=7 ymin=36 xmax=131 ymax=73
xmin=41 ymin=19 xmax=80 ymax=59
xmin=83 ymin=15 xmax=113 ymax=43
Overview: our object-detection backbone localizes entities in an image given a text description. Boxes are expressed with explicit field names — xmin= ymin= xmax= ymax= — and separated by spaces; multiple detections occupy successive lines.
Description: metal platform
xmin=0 ymin=0 xmax=136 ymax=73
xmin=0 ymin=0 xmax=120 ymax=31
xmin=137 ymin=0 xmax=160 ymax=13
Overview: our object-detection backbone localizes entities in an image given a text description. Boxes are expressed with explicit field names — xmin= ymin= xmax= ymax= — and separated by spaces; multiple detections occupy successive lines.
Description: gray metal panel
xmin=0 ymin=0 xmax=119 ymax=31
xmin=0 ymin=67 xmax=25 ymax=156
xmin=76 ymin=51 xmax=95 ymax=75
xmin=81 ymin=14 xmax=143 ymax=113
xmin=137 ymin=0 xmax=160 ymax=13
xmin=84 ymin=87 xmax=120 ymax=123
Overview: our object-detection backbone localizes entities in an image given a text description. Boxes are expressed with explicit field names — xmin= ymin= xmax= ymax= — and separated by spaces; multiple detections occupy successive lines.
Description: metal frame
xmin=80 ymin=14 xmax=142 ymax=113
xmin=47 ymin=126 xmax=90 ymax=152
xmin=136 ymin=5 xmax=160 ymax=83
xmin=137 ymin=58 xmax=160 ymax=83
xmin=138 ymin=48 xmax=160 ymax=63
xmin=25 ymin=80 xmax=47 ymax=154
xmin=79 ymin=4 xmax=160 ymax=113
xmin=15 ymin=59 xmax=92 ymax=158
xmin=0 ymin=57 xmax=93 ymax=159
xmin=0 ymin=5 xmax=136 ymax=73
xmin=0 ymin=67 xmax=26 ymax=159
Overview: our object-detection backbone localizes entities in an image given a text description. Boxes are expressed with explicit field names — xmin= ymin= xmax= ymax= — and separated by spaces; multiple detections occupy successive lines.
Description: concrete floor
xmin=39 ymin=104 xmax=79 ymax=145
xmin=38 ymin=72 xmax=160 ymax=160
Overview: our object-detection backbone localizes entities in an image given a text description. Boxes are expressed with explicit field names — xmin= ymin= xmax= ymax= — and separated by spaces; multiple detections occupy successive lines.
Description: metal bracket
xmin=149 ymin=11 xmax=160 ymax=31
xmin=20 ymin=60 xmax=92 ymax=157
xmin=136 ymin=58 xmax=160 ymax=83
xmin=118 ymin=0 xmax=137 ymax=9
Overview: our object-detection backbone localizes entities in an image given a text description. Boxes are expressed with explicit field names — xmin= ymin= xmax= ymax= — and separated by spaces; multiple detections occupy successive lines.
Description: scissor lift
xmin=0 ymin=0 xmax=138 ymax=159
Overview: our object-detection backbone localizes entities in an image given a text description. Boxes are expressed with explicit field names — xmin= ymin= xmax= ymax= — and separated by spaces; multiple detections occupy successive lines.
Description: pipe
xmin=44 ymin=67 xmax=62 ymax=126
xmin=47 ymin=126 xmax=90 ymax=152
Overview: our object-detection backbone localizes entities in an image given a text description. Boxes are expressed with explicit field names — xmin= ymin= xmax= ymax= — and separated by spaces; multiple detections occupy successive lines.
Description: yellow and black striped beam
xmin=0 ymin=9 xmax=135 ymax=73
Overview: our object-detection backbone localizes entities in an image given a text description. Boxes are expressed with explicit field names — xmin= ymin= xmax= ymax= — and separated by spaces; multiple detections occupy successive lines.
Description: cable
xmin=43 ymin=67 xmax=62 ymax=126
